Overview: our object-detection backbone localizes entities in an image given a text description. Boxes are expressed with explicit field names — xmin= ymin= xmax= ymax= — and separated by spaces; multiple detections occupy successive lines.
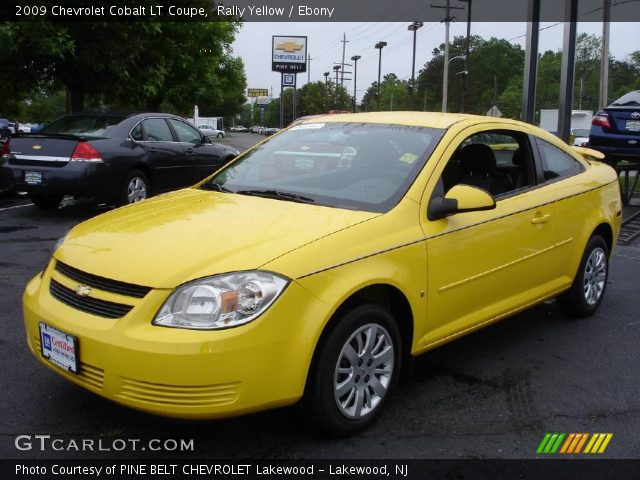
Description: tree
xmin=0 ymin=1 xmax=246 ymax=117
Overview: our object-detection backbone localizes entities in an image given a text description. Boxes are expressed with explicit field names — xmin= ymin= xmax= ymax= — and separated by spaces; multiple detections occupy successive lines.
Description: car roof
xmin=300 ymin=111 xmax=510 ymax=129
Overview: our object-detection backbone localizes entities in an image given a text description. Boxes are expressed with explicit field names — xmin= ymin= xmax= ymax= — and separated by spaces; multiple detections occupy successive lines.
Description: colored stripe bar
xmin=598 ymin=434 xmax=613 ymax=453
xmin=584 ymin=433 xmax=598 ymax=453
xmin=544 ymin=434 xmax=560 ymax=453
xmin=550 ymin=433 xmax=565 ymax=453
xmin=590 ymin=433 xmax=606 ymax=453
xmin=560 ymin=434 xmax=575 ymax=453
xmin=537 ymin=433 xmax=553 ymax=454
xmin=574 ymin=433 xmax=589 ymax=453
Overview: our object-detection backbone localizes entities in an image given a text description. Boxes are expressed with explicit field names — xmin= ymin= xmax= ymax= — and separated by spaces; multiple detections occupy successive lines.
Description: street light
xmin=408 ymin=22 xmax=423 ymax=108
xmin=323 ymin=72 xmax=330 ymax=109
xmin=351 ymin=55 xmax=361 ymax=113
xmin=333 ymin=66 xmax=341 ymax=108
xmin=444 ymin=55 xmax=465 ymax=112
xmin=375 ymin=41 xmax=387 ymax=110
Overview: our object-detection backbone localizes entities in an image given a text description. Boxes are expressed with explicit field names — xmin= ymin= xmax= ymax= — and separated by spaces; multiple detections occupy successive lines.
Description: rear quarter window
xmin=536 ymin=138 xmax=584 ymax=181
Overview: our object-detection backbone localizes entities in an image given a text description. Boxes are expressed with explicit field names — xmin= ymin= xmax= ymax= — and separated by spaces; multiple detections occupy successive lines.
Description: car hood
xmin=55 ymin=188 xmax=377 ymax=289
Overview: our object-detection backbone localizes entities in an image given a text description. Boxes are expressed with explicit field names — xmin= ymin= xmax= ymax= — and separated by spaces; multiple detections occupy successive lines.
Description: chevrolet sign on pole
xmin=272 ymin=36 xmax=307 ymax=73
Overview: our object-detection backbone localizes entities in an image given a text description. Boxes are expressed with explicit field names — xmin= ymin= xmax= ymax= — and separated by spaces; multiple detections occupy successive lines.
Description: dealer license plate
xmin=625 ymin=120 xmax=640 ymax=132
xmin=39 ymin=322 xmax=79 ymax=374
xmin=24 ymin=171 xmax=43 ymax=185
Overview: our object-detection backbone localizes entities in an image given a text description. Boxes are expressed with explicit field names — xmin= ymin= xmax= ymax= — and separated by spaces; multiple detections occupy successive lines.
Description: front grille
xmin=34 ymin=337 xmax=105 ymax=390
xmin=118 ymin=378 xmax=241 ymax=408
xmin=55 ymin=261 xmax=151 ymax=298
xmin=50 ymin=279 xmax=133 ymax=319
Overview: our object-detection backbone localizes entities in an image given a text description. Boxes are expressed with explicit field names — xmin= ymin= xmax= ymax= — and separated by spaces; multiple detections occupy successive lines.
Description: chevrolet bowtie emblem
xmin=277 ymin=41 xmax=304 ymax=53
xmin=32 ymin=145 xmax=42 ymax=150
xmin=74 ymin=284 xmax=92 ymax=297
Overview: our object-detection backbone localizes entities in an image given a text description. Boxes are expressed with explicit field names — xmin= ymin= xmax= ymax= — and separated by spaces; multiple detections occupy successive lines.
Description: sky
xmin=231 ymin=21 xmax=639 ymax=103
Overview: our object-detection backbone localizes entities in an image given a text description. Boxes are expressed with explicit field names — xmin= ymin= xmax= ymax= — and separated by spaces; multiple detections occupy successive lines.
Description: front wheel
xmin=118 ymin=170 xmax=150 ymax=206
xmin=217 ymin=132 xmax=223 ymax=138
xmin=557 ymin=234 xmax=609 ymax=318
xmin=305 ymin=304 xmax=401 ymax=436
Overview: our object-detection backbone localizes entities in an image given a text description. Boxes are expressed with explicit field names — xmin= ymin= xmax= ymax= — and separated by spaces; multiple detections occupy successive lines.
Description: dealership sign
xmin=247 ymin=88 xmax=269 ymax=97
xmin=256 ymin=96 xmax=270 ymax=106
xmin=272 ymin=36 xmax=307 ymax=73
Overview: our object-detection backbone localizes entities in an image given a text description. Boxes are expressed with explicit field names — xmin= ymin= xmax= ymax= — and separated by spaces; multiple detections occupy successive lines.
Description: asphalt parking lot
xmin=1 ymin=133 xmax=639 ymax=460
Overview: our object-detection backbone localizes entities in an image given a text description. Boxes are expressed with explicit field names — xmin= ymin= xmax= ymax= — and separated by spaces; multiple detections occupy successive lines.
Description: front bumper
xmin=23 ymin=262 xmax=326 ymax=419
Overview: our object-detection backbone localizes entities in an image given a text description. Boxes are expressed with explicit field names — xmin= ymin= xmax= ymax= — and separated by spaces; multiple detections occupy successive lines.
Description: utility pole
xmin=351 ymin=55 xmax=361 ymax=113
xmin=375 ymin=41 xmax=387 ymax=111
xmin=458 ymin=0 xmax=472 ymax=112
xmin=431 ymin=0 xmax=464 ymax=112
xmin=307 ymin=53 xmax=312 ymax=83
xmin=408 ymin=22 xmax=424 ymax=109
xmin=340 ymin=33 xmax=349 ymax=87
xmin=599 ymin=0 xmax=611 ymax=110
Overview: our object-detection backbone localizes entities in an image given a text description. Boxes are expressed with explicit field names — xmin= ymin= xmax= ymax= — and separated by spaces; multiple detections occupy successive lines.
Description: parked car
xmin=23 ymin=112 xmax=620 ymax=435
xmin=229 ymin=125 xmax=248 ymax=132
xmin=263 ymin=127 xmax=280 ymax=135
xmin=196 ymin=124 xmax=225 ymax=138
xmin=0 ymin=118 xmax=10 ymax=140
xmin=0 ymin=113 xmax=239 ymax=209
xmin=571 ymin=128 xmax=590 ymax=146
xmin=589 ymin=90 xmax=640 ymax=166
xmin=249 ymin=125 xmax=262 ymax=133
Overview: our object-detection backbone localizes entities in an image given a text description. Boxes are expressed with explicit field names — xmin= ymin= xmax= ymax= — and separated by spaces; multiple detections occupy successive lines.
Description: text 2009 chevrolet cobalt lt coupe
xmin=23 ymin=112 xmax=621 ymax=435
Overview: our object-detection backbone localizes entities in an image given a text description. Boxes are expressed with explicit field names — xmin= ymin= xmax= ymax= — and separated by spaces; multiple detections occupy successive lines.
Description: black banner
xmin=2 ymin=0 xmax=640 ymax=22
xmin=3 ymin=459 xmax=640 ymax=480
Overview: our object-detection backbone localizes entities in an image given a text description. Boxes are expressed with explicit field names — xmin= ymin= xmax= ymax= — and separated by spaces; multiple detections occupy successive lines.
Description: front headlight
xmin=153 ymin=271 xmax=289 ymax=330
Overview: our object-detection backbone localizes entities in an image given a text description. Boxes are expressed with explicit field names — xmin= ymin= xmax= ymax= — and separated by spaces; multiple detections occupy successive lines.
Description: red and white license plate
xmin=39 ymin=322 xmax=79 ymax=374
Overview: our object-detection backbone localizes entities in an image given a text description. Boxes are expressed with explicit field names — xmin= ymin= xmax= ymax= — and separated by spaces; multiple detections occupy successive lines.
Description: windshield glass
xmin=202 ymin=122 xmax=443 ymax=213
xmin=39 ymin=115 xmax=125 ymax=137
xmin=609 ymin=90 xmax=640 ymax=107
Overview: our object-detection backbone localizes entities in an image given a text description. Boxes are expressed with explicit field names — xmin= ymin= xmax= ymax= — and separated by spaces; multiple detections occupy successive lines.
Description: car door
xmin=418 ymin=125 xmax=563 ymax=347
xmin=167 ymin=119 xmax=223 ymax=184
xmin=134 ymin=117 xmax=188 ymax=192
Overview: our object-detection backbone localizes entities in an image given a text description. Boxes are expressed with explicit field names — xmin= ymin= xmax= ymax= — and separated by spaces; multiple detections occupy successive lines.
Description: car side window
xmin=130 ymin=123 xmax=144 ymax=141
xmin=169 ymin=119 xmax=202 ymax=144
xmin=141 ymin=118 xmax=173 ymax=142
xmin=535 ymin=138 xmax=584 ymax=181
xmin=440 ymin=130 xmax=536 ymax=198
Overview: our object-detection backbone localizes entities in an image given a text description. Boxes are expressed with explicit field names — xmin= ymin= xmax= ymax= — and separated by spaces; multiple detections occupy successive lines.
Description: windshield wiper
xmin=235 ymin=189 xmax=315 ymax=204
xmin=201 ymin=182 xmax=233 ymax=193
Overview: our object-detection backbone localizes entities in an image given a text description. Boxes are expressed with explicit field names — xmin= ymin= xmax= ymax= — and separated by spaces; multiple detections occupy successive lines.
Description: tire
xmin=29 ymin=193 xmax=63 ymax=210
xmin=557 ymin=235 xmax=609 ymax=318
xmin=217 ymin=133 xmax=223 ymax=138
xmin=305 ymin=304 xmax=401 ymax=436
xmin=118 ymin=170 xmax=150 ymax=206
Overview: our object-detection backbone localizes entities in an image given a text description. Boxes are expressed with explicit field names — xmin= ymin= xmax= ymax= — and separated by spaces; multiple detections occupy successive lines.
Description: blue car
xmin=589 ymin=90 xmax=640 ymax=167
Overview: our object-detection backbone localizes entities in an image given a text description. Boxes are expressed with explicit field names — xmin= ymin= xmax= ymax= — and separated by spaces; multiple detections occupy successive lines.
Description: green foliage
xmin=0 ymin=3 xmax=246 ymax=118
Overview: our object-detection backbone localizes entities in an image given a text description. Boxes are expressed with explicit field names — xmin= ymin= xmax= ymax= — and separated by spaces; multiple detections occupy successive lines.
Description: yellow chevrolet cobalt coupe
xmin=24 ymin=112 xmax=621 ymax=435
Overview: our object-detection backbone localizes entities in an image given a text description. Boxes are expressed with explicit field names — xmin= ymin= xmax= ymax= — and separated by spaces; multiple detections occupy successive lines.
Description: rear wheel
xmin=217 ymin=132 xmax=223 ymax=138
xmin=29 ymin=193 xmax=63 ymax=210
xmin=118 ymin=170 xmax=150 ymax=206
xmin=305 ymin=304 xmax=401 ymax=436
xmin=557 ymin=235 xmax=609 ymax=318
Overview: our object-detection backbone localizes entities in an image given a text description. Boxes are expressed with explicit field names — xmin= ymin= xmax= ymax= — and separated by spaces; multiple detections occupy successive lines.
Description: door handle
xmin=185 ymin=148 xmax=193 ymax=154
xmin=531 ymin=214 xmax=551 ymax=225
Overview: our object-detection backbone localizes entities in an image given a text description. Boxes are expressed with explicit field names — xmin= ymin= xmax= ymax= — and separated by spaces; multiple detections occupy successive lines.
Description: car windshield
xmin=202 ymin=122 xmax=444 ymax=213
xmin=38 ymin=115 xmax=125 ymax=137
xmin=609 ymin=90 xmax=640 ymax=107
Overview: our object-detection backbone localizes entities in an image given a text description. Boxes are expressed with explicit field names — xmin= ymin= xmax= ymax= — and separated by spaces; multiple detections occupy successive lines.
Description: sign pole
xmin=292 ymin=74 xmax=297 ymax=121
xmin=279 ymin=73 xmax=284 ymax=129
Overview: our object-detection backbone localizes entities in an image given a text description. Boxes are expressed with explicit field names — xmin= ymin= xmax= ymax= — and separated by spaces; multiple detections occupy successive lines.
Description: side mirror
xmin=428 ymin=184 xmax=496 ymax=220
xmin=203 ymin=135 xmax=213 ymax=144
